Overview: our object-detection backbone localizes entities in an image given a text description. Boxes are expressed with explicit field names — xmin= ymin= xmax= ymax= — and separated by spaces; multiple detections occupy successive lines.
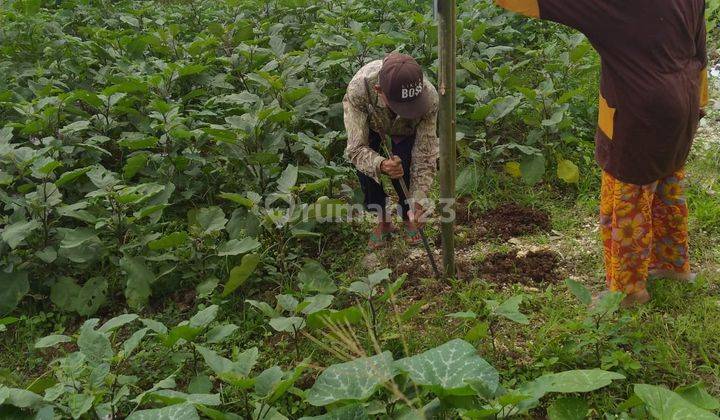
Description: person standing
xmin=344 ymin=53 xmax=439 ymax=249
xmin=494 ymin=0 xmax=709 ymax=305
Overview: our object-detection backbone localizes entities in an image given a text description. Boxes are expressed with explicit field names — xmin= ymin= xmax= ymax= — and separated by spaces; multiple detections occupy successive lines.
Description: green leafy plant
xmin=448 ymin=294 xmax=530 ymax=356
xmin=565 ymin=279 xmax=629 ymax=366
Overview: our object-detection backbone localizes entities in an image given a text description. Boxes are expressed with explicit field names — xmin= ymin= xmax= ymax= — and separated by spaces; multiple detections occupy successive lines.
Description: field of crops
xmin=1 ymin=0 xmax=720 ymax=418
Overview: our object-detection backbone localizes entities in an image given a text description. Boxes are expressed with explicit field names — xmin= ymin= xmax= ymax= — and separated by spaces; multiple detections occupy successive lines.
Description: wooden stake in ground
xmin=437 ymin=0 xmax=457 ymax=277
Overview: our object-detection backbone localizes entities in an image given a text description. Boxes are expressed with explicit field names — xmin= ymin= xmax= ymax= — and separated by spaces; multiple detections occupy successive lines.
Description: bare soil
xmin=478 ymin=250 xmax=561 ymax=286
xmin=478 ymin=203 xmax=551 ymax=240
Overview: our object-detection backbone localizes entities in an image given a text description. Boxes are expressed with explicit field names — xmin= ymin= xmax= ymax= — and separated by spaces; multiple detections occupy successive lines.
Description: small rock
xmin=362 ymin=253 xmax=380 ymax=270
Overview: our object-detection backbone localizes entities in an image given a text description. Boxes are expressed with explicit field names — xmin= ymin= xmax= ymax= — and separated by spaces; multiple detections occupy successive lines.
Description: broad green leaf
xmin=367 ymin=268 xmax=392 ymax=286
xmin=217 ymin=237 xmax=260 ymax=256
xmin=488 ymin=95 xmax=521 ymax=122
xmin=590 ymin=291 xmax=624 ymax=316
xmin=515 ymin=370 xmax=625 ymax=413
xmin=120 ymin=257 xmax=154 ymax=310
xmin=489 ymin=296 xmax=530 ymax=325
xmin=118 ymin=136 xmax=158 ymax=151
xmin=298 ymin=404 xmax=368 ymax=420
xmin=447 ymin=311 xmax=478 ymax=319
xmin=122 ymin=328 xmax=149 ymax=358
xmin=634 ymin=384 xmax=720 ymax=420
xmin=1 ymin=219 xmax=40 ymax=249
xmin=276 ymin=294 xmax=299 ymax=312
xmin=98 ymin=314 xmax=139 ymax=333
xmin=188 ymin=375 xmax=213 ymax=394
xmin=300 ymin=295 xmax=334 ymax=315
xmin=246 ymin=300 xmax=279 ymax=318
xmin=223 ymin=253 xmax=261 ymax=296
xmin=547 ymin=397 xmax=589 ymax=420
xmin=60 ymin=120 xmax=91 ymax=135
xmin=148 ymin=232 xmax=189 ymax=250
xmin=78 ymin=320 xmax=113 ymax=366
xmin=179 ymin=64 xmax=207 ymax=77
xmin=189 ymin=305 xmax=219 ymax=328
xmin=145 ymin=390 xmax=221 ymax=406
xmin=141 ymin=319 xmax=168 ymax=335
xmin=676 ymin=383 xmax=720 ymax=411
xmin=68 ymin=393 xmax=94 ymax=419
xmin=379 ymin=274 xmax=407 ymax=302
xmin=0 ymin=271 xmax=29 ymax=315
xmin=306 ymin=352 xmax=395 ymax=406
xmin=35 ymin=246 xmax=57 ymax=263
xmin=542 ymin=109 xmax=565 ymax=126
xmin=164 ymin=325 xmax=202 ymax=347
xmin=236 ymin=347 xmax=260 ymax=377
xmin=49 ymin=277 xmax=107 ymax=316
xmin=197 ymin=207 xmax=227 ymax=234
xmin=520 ymin=154 xmax=546 ymax=185
xmin=277 ymin=165 xmax=298 ymax=193
xmin=34 ymin=335 xmax=72 ymax=349
xmin=527 ymin=369 xmax=626 ymax=395
xmin=269 ymin=317 xmax=305 ymax=333
xmin=298 ymin=260 xmax=337 ymax=294
xmin=123 ymin=153 xmax=148 ymax=179
xmin=565 ymin=279 xmax=592 ymax=306
xmin=126 ymin=403 xmax=200 ymax=420
xmin=465 ymin=321 xmax=490 ymax=343
xmin=196 ymin=278 xmax=219 ymax=298
xmin=218 ymin=193 xmax=254 ymax=208
xmin=253 ymin=405 xmax=288 ymax=420
xmin=57 ymin=228 xmax=101 ymax=264
xmin=457 ymin=164 xmax=481 ymax=195
xmin=557 ymin=159 xmax=580 ymax=184
xmin=206 ymin=324 xmax=239 ymax=344
xmin=195 ymin=345 xmax=237 ymax=376
xmin=255 ymin=366 xmax=284 ymax=398
xmin=195 ymin=345 xmax=258 ymax=384
xmin=0 ymin=386 xmax=43 ymax=408
xmin=395 ymin=339 xmax=499 ymax=396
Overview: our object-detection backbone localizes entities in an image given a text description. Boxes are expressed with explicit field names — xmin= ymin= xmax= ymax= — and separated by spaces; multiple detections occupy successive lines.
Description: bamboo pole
xmin=437 ymin=0 xmax=457 ymax=277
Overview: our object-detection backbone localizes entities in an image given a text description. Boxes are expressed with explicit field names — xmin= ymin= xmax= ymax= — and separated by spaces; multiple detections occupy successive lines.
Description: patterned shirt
xmin=343 ymin=60 xmax=439 ymax=204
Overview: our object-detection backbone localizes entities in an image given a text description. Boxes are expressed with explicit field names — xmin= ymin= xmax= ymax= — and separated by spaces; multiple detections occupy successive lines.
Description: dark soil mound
xmin=478 ymin=250 xmax=561 ymax=286
xmin=479 ymin=203 xmax=551 ymax=240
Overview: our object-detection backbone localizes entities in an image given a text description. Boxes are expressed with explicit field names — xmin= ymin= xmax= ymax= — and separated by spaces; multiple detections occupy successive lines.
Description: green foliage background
xmin=0 ymin=0 xmax=600 ymax=314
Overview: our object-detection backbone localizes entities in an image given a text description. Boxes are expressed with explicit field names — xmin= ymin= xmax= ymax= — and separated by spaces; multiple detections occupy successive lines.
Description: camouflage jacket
xmin=343 ymin=60 xmax=439 ymax=204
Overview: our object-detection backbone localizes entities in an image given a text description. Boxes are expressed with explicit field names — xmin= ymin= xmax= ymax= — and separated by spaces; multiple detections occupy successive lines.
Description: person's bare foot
xmin=591 ymin=289 xmax=650 ymax=310
xmin=368 ymin=222 xmax=395 ymax=250
xmin=648 ymin=269 xmax=697 ymax=283
xmin=403 ymin=221 xmax=422 ymax=246
xmin=621 ymin=289 xmax=651 ymax=308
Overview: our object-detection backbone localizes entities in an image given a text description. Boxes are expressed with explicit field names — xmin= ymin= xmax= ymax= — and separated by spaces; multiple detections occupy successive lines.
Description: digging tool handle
xmin=376 ymin=132 xmax=442 ymax=280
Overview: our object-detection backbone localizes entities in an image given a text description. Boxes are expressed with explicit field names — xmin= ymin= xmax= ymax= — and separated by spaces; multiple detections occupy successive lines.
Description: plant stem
xmin=368 ymin=297 xmax=378 ymax=340
xmin=489 ymin=320 xmax=497 ymax=357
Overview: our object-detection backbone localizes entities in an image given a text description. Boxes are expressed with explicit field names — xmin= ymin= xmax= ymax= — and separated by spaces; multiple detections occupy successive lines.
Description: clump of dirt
xmin=478 ymin=250 xmax=561 ymax=286
xmin=391 ymin=248 xmax=441 ymax=280
xmin=478 ymin=203 xmax=551 ymax=240
xmin=436 ymin=202 xmax=551 ymax=243
xmin=389 ymin=245 xmax=477 ymax=282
